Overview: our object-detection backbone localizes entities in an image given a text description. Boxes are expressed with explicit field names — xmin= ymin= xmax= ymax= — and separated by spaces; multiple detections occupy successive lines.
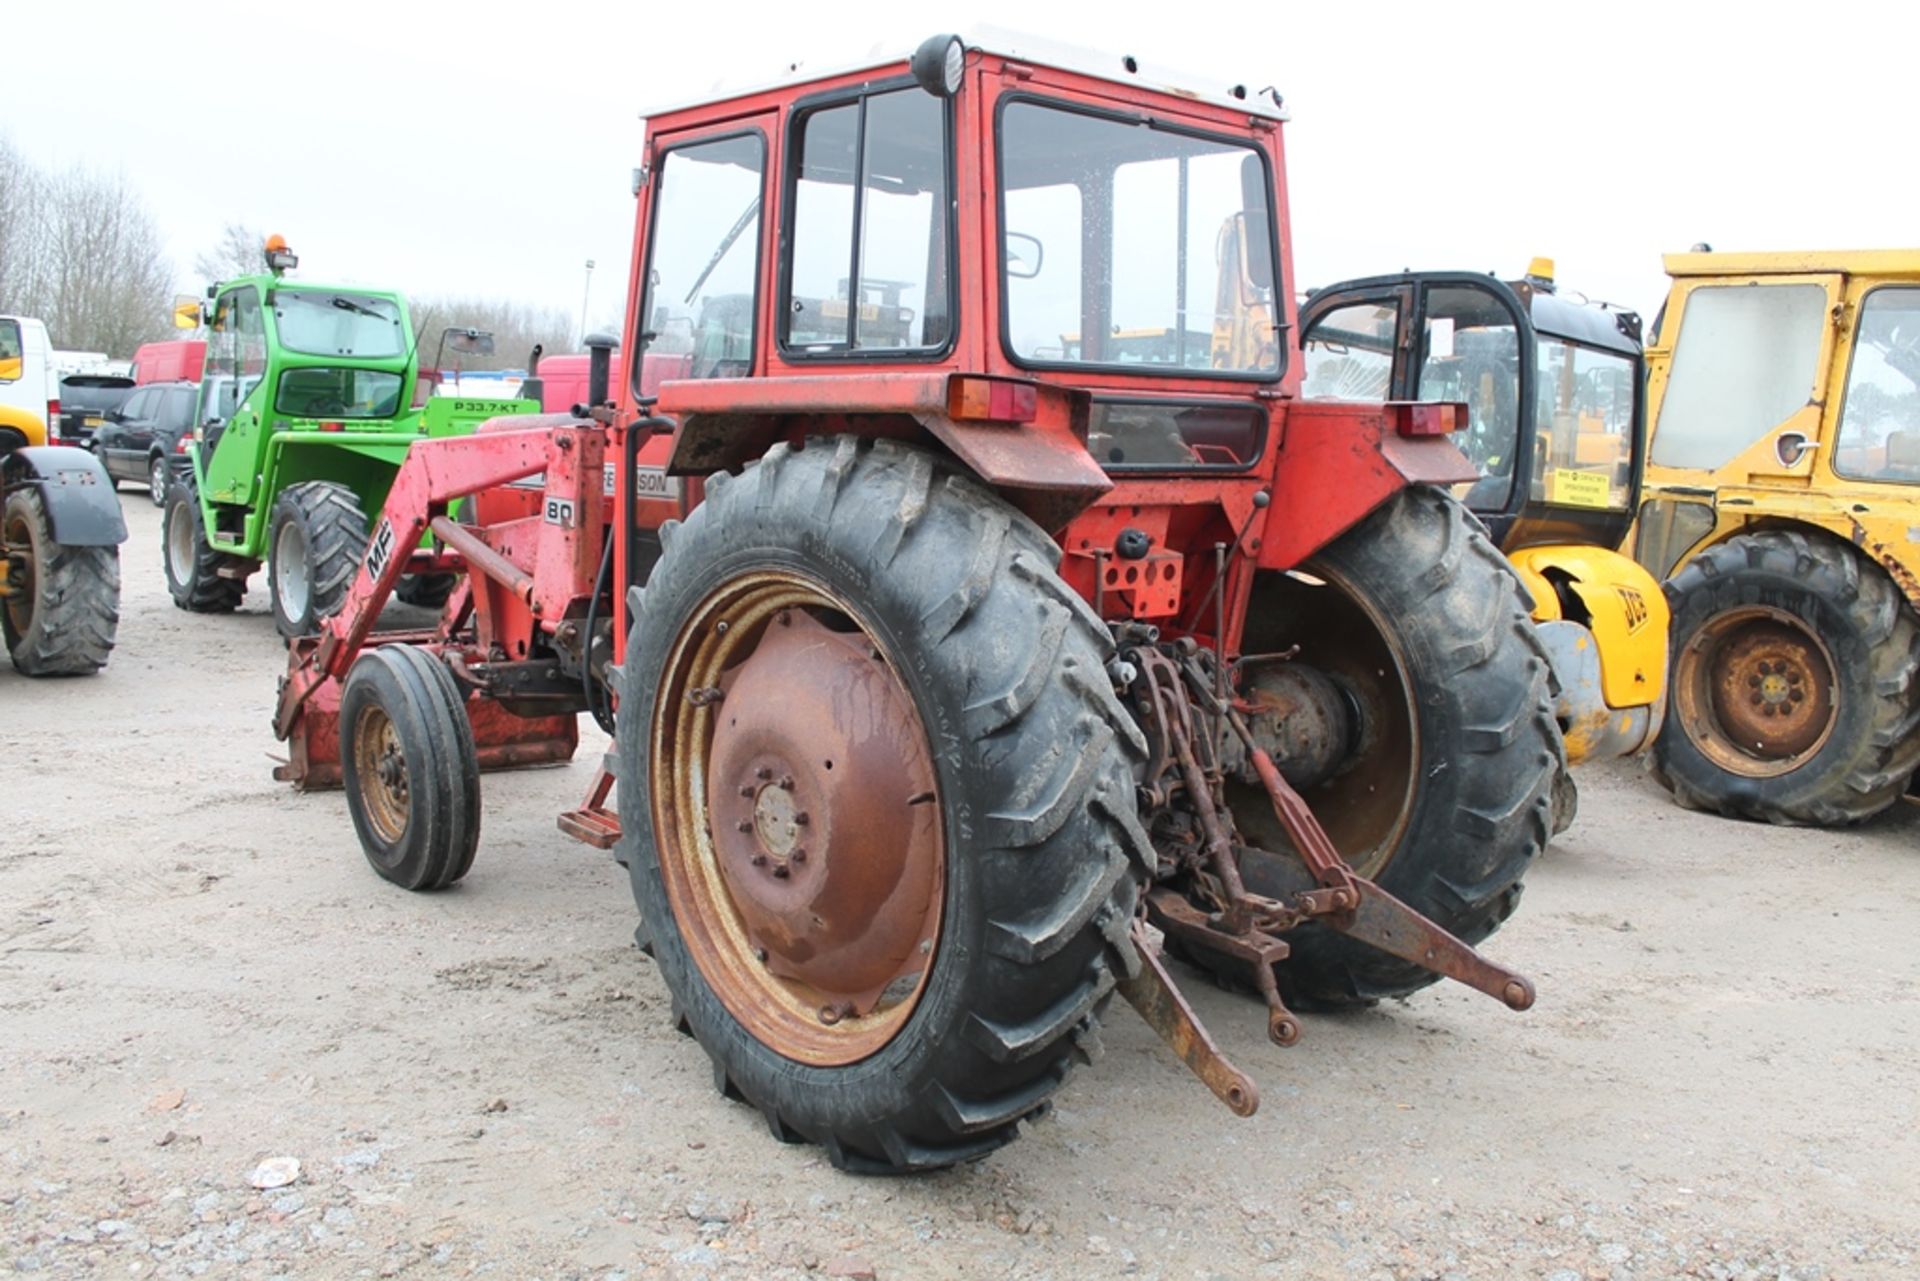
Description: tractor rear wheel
xmin=163 ymin=474 xmax=247 ymax=614
xmin=617 ymin=438 xmax=1149 ymax=1173
xmin=340 ymin=644 xmax=480 ymax=890
xmin=2 ymin=487 xmax=120 ymax=676
xmin=1195 ymin=486 xmax=1560 ymax=1008
xmin=395 ymin=573 xmax=457 ymax=611
xmin=268 ymin=481 xmax=368 ymax=638
xmin=1652 ymin=530 xmax=1920 ymax=825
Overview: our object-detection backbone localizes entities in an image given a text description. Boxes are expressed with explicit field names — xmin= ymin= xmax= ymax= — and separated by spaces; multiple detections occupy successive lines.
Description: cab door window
xmin=1834 ymin=287 xmax=1920 ymax=482
xmin=635 ymin=132 xmax=766 ymax=397
xmin=1413 ymin=286 xmax=1522 ymax=510
xmin=1650 ymin=283 xmax=1826 ymax=470
xmin=0 ymin=318 xmax=21 ymax=381
xmin=783 ymin=87 xmax=953 ymax=356
xmin=1301 ymin=300 xmax=1398 ymax=401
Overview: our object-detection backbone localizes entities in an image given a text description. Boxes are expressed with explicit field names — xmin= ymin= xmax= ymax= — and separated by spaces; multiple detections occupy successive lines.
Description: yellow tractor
xmin=1635 ymin=250 xmax=1920 ymax=824
xmin=1300 ymin=262 xmax=1669 ymax=788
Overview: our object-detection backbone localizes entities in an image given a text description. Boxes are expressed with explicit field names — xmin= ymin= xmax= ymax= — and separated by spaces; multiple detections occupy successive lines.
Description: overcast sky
xmin=5 ymin=0 xmax=1916 ymax=338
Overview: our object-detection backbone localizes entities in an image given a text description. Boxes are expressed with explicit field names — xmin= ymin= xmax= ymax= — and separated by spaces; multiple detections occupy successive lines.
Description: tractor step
xmin=557 ymin=765 xmax=619 ymax=849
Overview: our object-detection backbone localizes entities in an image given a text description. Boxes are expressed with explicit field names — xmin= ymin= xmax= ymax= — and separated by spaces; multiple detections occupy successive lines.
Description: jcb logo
xmin=1616 ymin=585 xmax=1650 ymax=634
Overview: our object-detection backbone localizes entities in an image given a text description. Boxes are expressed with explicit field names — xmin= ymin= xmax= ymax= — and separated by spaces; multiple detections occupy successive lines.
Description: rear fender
xmin=1253 ymin=401 xmax=1478 ymax=570
xmin=1507 ymin=543 xmax=1668 ymax=713
xmin=2 ymin=446 xmax=127 ymax=546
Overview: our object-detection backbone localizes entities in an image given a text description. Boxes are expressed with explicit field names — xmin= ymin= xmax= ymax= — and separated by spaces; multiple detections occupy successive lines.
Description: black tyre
xmin=616 ymin=437 xmax=1150 ymax=1173
xmin=340 ymin=644 xmax=480 ymax=891
xmin=268 ymin=481 xmax=367 ymax=638
xmin=1652 ymin=530 xmax=1920 ymax=825
xmin=395 ymin=573 xmax=457 ymax=610
xmin=2 ymin=487 xmax=120 ymax=676
xmin=147 ymin=455 xmax=170 ymax=507
xmin=163 ymin=474 xmax=247 ymax=613
xmin=1212 ymin=485 xmax=1560 ymax=1008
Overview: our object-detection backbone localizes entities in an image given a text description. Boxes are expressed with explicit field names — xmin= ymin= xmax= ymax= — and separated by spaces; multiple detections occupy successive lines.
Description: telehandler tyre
xmin=2 ymin=487 xmax=120 ymax=676
xmin=268 ymin=481 xmax=367 ymax=638
xmin=163 ymin=474 xmax=246 ymax=614
xmin=340 ymin=644 xmax=480 ymax=891
xmin=1194 ymin=486 xmax=1560 ymax=1009
xmin=617 ymin=438 xmax=1150 ymax=1173
xmin=1652 ymin=530 xmax=1920 ymax=825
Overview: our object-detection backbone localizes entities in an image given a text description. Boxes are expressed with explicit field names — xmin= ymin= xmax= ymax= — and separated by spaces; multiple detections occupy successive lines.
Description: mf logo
xmin=366 ymin=519 xmax=397 ymax=580
xmin=1616 ymin=585 xmax=1650 ymax=634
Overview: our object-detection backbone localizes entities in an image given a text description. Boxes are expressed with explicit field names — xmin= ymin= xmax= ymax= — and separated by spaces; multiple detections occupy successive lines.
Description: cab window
xmin=1413 ymin=287 xmax=1522 ymax=510
xmin=635 ymin=132 xmax=765 ymax=397
xmin=1302 ymin=300 xmax=1396 ymax=400
xmin=1650 ymin=283 xmax=1826 ymax=470
xmin=1834 ymin=287 xmax=1920 ymax=482
xmin=784 ymin=87 xmax=952 ymax=356
xmin=1533 ymin=339 xmax=1634 ymax=510
xmin=0 ymin=318 xmax=21 ymax=382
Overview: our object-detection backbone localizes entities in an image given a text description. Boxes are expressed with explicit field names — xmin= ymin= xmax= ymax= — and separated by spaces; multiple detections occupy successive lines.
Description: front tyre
xmin=2 ymin=488 xmax=120 ymax=676
xmin=1652 ymin=530 xmax=1920 ymax=825
xmin=617 ymin=438 xmax=1150 ymax=1173
xmin=268 ymin=481 xmax=367 ymax=638
xmin=163 ymin=474 xmax=246 ymax=613
xmin=340 ymin=644 xmax=480 ymax=890
xmin=148 ymin=456 xmax=170 ymax=507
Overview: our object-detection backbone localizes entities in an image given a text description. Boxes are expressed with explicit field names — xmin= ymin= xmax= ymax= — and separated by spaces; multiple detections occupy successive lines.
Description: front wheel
xmin=163 ymin=474 xmax=247 ymax=613
xmin=1652 ymin=530 xmax=1920 ymax=825
xmin=340 ymin=644 xmax=480 ymax=890
xmin=617 ymin=438 xmax=1149 ymax=1173
xmin=268 ymin=481 xmax=367 ymax=638
xmin=2 ymin=488 xmax=120 ymax=676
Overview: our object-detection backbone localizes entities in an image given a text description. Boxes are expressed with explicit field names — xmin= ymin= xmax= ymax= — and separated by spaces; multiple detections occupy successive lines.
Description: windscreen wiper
xmin=685 ymin=196 xmax=762 ymax=305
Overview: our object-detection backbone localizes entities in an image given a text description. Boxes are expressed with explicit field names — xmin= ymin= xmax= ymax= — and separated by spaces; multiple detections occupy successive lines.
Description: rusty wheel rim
xmin=351 ymin=706 xmax=411 ymax=844
xmin=2 ymin=506 xmax=33 ymax=638
xmin=652 ymin=570 xmax=945 ymax=1066
xmin=1676 ymin=606 xmax=1838 ymax=778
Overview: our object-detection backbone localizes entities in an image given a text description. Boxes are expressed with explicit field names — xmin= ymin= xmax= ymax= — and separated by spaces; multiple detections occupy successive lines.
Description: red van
xmin=129 ymin=340 xmax=205 ymax=386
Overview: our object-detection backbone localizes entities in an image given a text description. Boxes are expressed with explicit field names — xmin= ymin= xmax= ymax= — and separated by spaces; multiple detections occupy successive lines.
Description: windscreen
xmin=1000 ymin=101 xmax=1280 ymax=376
xmin=275 ymin=367 xmax=404 ymax=419
xmin=272 ymin=291 xmax=407 ymax=359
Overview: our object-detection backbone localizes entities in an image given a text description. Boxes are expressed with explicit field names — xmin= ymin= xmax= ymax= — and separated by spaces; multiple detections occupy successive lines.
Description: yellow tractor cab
xmin=1300 ymin=262 xmax=1669 ymax=767
xmin=1635 ymin=249 xmax=1920 ymax=824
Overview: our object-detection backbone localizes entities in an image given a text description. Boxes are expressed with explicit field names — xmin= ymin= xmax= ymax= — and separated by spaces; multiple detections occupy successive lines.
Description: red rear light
xmin=175 ymin=436 xmax=190 ymax=453
xmin=1389 ymin=401 xmax=1464 ymax=438
xmin=948 ymin=375 xmax=1038 ymax=424
xmin=47 ymin=399 xmax=60 ymax=440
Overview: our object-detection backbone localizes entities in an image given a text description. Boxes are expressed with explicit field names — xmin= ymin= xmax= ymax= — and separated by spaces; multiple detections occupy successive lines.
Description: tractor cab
xmin=1299 ymin=264 xmax=1645 ymax=553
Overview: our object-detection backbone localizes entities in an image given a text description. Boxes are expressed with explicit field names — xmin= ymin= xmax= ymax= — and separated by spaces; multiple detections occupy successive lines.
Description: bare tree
xmin=0 ymin=136 xmax=48 ymax=312
xmin=194 ymin=222 xmax=268 ymax=287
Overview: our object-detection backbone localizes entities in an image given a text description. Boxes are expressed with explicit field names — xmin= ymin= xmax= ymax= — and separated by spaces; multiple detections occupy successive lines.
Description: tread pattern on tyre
xmin=1652 ymin=528 xmax=1920 ymax=825
xmin=3 ymin=488 xmax=120 ymax=676
xmin=1258 ymin=485 xmax=1561 ymax=1008
xmin=164 ymin=473 xmax=246 ymax=613
xmin=270 ymin=481 xmax=368 ymax=636
xmin=340 ymin=644 xmax=480 ymax=891
xmin=616 ymin=437 xmax=1149 ymax=1173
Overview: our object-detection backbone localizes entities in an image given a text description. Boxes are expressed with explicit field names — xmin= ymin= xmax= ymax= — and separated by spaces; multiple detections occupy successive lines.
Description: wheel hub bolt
xmin=737 ymin=819 xmax=753 ymax=833
xmin=756 ymin=767 xmax=772 ymax=781
xmin=771 ymin=864 xmax=790 ymax=880
xmin=778 ymin=775 xmax=794 ymax=790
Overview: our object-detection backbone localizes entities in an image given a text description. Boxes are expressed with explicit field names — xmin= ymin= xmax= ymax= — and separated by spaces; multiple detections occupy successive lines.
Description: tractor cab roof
xmin=640 ymin=25 xmax=1287 ymax=126
xmin=1663 ymin=249 xmax=1920 ymax=280
xmin=1523 ymin=287 xmax=1641 ymax=356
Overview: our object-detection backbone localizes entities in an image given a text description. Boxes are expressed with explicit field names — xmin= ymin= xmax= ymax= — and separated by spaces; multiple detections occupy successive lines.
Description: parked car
xmin=54 ymin=374 xmax=136 ymax=447
xmin=92 ymin=380 xmax=198 ymax=504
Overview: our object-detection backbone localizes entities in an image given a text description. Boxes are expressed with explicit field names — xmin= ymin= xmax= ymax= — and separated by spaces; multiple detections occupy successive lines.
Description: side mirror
xmin=444 ymin=327 xmax=495 ymax=357
xmin=1006 ymin=232 xmax=1044 ymax=280
xmin=172 ymin=295 xmax=201 ymax=331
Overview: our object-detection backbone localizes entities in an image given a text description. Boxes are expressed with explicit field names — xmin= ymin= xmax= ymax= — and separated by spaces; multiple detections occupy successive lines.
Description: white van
xmin=1 ymin=314 xmax=56 ymax=453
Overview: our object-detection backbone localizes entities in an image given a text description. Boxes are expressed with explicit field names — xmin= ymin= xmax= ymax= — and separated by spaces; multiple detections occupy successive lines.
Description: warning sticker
xmin=1549 ymin=468 xmax=1612 ymax=509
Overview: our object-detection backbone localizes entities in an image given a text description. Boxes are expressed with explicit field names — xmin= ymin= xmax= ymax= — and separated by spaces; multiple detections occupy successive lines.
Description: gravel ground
xmin=3 ymin=493 xmax=1918 ymax=1280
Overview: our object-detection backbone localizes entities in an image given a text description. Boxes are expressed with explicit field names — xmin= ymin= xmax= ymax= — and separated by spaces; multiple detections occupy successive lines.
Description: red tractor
xmin=275 ymin=33 xmax=1562 ymax=1172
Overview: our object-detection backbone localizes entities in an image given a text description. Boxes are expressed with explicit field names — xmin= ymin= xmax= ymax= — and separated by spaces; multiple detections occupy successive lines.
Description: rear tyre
xmin=340 ymin=644 xmax=480 ymax=891
xmin=1652 ymin=530 xmax=1920 ymax=825
xmin=148 ymin=455 xmax=170 ymax=507
xmin=2 ymin=488 xmax=120 ymax=676
xmin=163 ymin=474 xmax=246 ymax=613
xmin=617 ymin=438 xmax=1150 ymax=1173
xmin=268 ymin=481 xmax=367 ymax=638
xmin=1197 ymin=486 xmax=1560 ymax=1009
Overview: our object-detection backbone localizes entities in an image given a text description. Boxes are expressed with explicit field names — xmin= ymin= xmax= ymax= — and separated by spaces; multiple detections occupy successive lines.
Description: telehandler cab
xmin=275 ymin=31 xmax=1562 ymax=1171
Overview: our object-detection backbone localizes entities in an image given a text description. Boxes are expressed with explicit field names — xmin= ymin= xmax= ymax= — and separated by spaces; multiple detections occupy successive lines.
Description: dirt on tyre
xmin=163 ymin=474 xmax=247 ymax=613
xmin=340 ymin=644 xmax=480 ymax=890
xmin=1653 ymin=529 xmax=1920 ymax=825
xmin=2 ymin=487 xmax=120 ymax=676
xmin=268 ymin=481 xmax=368 ymax=638
xmin=616 ymin=437 xmax=1152 ymax=1173
xmin=1202 ymin=485 xmax=1561 ymax=1009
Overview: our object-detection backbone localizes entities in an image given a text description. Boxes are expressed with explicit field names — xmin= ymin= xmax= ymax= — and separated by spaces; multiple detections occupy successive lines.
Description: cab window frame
xmin=992 ymin=91 xmax=1287 ymax=384
xmin=629 ymin=126 xmax=772 ymax=403
xmin=775 ymin=76 xmax=960 ymax=365
xmin=1832 ymin=283 xmax=1920 ymax=485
